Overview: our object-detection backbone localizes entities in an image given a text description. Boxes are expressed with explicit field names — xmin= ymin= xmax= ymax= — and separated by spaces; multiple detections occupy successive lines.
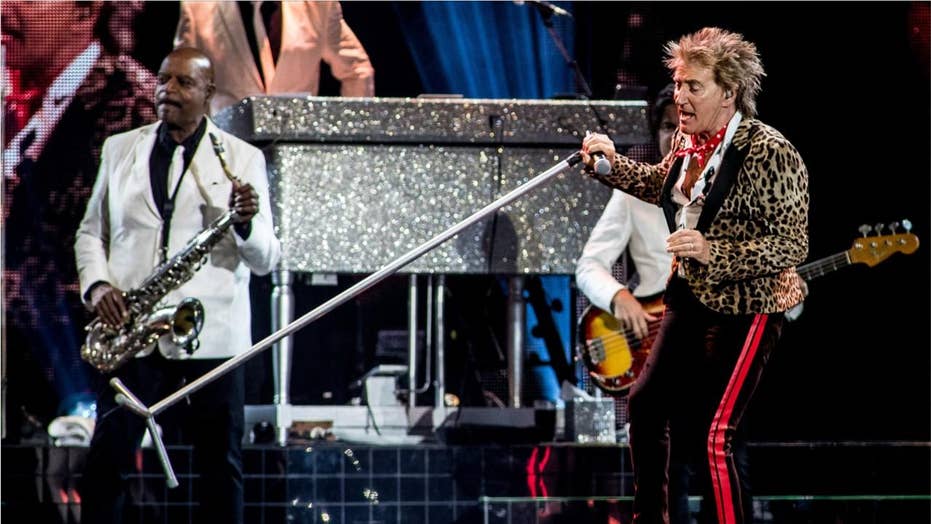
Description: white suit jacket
xmin=174 ymin=0 xmax=376 ymax=114
xmin=75 ymin=119 xmax=281 ymax=359
xmin=575 ymin=190 xmax=672 ymax=314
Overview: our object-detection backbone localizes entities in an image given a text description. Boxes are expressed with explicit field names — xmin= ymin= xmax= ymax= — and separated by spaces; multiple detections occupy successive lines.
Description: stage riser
xmin=2 ymin=442 xmax=928 ymax=523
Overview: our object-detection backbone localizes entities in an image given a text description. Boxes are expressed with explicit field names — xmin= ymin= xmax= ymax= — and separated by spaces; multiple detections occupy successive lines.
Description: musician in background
xmin=173 ymin=0 xmax=375 ymax=114
xmin=581 ymin=27 xmax=809 ymax=523
xmin=576 ymin=84 xmax=675 ymax=341
xmin=75 ymin=47 xmax=280 ymax=524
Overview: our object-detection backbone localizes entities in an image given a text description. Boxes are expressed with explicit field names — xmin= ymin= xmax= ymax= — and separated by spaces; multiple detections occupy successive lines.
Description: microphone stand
xmin=108 ymin=152 xmax=585 ymax=487
xmin=534 ymin=5 xmax=592 ymax=99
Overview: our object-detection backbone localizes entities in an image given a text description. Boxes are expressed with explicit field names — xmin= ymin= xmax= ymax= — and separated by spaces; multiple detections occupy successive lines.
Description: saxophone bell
xmin=148 ymin=297 xmax=206 ymax=352
xmin=82 ymin=297 xmax=205 ymax=373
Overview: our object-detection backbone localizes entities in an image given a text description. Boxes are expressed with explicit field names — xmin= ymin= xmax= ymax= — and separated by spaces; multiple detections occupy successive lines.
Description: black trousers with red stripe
xmin=628 ymin=275 xmax=784 ymax=524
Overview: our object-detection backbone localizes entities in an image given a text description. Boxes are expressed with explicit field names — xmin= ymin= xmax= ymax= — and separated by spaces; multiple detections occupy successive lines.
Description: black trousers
xmin=80 ymin=353 xmax=245 ymax=524
xmin=628 ymin=276 xmax=783 ymax=524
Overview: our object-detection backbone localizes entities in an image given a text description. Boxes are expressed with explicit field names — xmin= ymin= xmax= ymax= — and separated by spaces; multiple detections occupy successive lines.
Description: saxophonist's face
xmin=155 ymin=50 xmax=215 ymax=137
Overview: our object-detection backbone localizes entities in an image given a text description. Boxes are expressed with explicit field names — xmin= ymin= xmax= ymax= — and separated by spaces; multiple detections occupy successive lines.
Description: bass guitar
xmin=577 ymin=227 xmax=920 ymax=394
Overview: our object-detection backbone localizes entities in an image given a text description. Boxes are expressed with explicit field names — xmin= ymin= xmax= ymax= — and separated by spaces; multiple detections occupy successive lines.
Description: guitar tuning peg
xmin=901 ymin=219 xmax=912 ymax=232
xmin=874 ymin=223 xmax=885 ymax=235
xmin=858 ymin=224 xmax=872 ymax=237
xmin=890 ymin=221 xmax=900 ymax=233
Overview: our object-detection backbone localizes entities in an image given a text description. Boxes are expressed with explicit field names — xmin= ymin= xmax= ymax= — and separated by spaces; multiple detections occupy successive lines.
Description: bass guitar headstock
xmin=848 ymin=219 xmax=919 ymax=266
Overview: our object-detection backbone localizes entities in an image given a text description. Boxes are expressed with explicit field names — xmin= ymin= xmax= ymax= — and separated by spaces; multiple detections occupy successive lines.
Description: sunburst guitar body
xmin=577 ymin=294 xmax=664 ymax=394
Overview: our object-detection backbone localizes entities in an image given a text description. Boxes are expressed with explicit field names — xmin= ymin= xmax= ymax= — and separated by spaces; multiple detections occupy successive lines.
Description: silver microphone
xmin=592 ymin=152 xmax=612 ymax=176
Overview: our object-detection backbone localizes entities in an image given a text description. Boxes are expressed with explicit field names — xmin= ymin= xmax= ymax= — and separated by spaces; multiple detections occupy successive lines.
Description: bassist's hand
xmin=611 ymin=288 xmax=658 ymax=340
xmin=90 ymin=282 xmax=128 ymax=329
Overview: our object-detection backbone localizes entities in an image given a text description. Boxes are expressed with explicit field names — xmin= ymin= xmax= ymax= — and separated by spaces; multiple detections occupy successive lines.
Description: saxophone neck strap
xmin=153 ymin=120 xmax=209 ymax=262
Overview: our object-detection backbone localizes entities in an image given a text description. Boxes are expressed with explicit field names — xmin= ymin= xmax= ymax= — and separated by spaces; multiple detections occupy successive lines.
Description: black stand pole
xmin=535 ymin=7 xmax=592 ymax=99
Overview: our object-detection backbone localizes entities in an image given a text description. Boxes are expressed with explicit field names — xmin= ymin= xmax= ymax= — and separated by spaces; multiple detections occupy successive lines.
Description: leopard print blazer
xmin=590 ymin=118 xmax=809 ymax=315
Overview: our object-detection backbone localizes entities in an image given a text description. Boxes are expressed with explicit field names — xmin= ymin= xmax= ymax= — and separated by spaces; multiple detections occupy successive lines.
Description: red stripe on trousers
xmin=708 ymin=314 xmax=767 ymax=524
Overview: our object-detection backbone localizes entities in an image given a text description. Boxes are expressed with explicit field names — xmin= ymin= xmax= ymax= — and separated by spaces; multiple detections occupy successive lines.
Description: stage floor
xmin=2 ymin=439 xmax=929 ymax=523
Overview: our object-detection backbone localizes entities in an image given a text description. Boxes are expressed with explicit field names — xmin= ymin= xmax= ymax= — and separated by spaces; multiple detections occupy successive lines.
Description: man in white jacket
xmin=75 ymin=47 xmax=280 ymax=524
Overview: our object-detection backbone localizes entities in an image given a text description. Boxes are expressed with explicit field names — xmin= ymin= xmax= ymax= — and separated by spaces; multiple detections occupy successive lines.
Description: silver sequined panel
xmin=215 ymin=97 xmax=649 ymax=274
xmin=268 ymin=144 xmax=613 ymax=273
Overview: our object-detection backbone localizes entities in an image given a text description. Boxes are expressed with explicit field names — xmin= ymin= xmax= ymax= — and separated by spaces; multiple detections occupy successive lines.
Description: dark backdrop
xmin=61 ymin=1 xmax=931 ymax=442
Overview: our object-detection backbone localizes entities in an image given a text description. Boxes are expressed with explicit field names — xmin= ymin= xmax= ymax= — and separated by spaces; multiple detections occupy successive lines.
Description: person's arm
xmin=576 ymin=190 xmax=658 ymax=340
xmin=575 ymin=191 xmax=632 ymax=315
xmin=74 ymin=137 xmax=127 ymax=325
xmin=581 ymin=132 xmax=672 ymax=205
xmin=229 ymin=143 xmax=281 ymax=275
xmin=172 ymin=1 xmax=196 ymax=49
xmin=318 ymin=1 xmax=375 ymax=97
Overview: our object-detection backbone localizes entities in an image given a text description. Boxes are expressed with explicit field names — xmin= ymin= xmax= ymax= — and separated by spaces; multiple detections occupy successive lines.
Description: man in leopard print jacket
xmin=582 ymin=27 xmax=808 ymax=524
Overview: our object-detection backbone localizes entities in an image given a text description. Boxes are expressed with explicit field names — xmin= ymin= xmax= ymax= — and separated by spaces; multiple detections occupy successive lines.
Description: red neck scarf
xmin=675 ymin=125 xmax=728 ymax=169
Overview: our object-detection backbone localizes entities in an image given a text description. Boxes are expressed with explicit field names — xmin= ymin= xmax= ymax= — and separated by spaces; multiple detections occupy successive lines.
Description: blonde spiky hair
xmin=664 ymin=27 xmax=766 ymax=118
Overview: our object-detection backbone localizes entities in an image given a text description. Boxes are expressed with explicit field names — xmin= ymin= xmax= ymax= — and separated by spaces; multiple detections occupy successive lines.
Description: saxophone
xmin=81 ymin=132 xmax=243 ymax=373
